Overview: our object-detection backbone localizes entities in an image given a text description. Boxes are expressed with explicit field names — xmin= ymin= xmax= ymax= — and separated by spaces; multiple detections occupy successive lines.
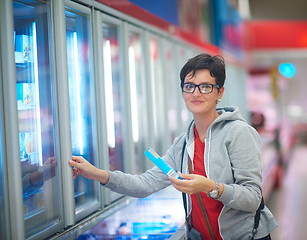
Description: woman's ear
xmin=218 ymin=86 xmax=225 ymax=99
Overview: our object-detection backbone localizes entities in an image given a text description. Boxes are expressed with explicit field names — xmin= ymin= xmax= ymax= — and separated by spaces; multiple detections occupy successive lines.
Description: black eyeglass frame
xmin=182 ymin=83 xmax=220 ymax=94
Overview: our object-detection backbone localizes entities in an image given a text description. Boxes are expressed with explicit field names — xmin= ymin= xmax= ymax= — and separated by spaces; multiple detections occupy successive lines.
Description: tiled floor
xmin=267 ymin=144 xmax=307 ymax=240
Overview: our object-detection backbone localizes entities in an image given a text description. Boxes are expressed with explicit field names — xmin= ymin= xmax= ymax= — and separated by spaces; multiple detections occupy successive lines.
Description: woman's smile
xmin=191 ymin=99 xmax=204 ymax=105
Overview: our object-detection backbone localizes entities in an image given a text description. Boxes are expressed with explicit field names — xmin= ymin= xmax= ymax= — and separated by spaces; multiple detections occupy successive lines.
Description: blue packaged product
xmin=144 ymin=147 xmax=182 ymax=179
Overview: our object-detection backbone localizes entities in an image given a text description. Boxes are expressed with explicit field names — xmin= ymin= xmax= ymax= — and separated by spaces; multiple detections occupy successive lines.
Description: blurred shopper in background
xmin=69 ymin=53 xmax=278 ymax=240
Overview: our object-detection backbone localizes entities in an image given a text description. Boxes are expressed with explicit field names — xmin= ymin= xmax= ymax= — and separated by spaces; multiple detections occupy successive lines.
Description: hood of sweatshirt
xmin=185 ymin=106 xmax=246 ymax=143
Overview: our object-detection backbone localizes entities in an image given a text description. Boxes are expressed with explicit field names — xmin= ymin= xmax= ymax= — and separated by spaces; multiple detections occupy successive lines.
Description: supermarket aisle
xmin=267 ymin=144 xmax=307 ymax=240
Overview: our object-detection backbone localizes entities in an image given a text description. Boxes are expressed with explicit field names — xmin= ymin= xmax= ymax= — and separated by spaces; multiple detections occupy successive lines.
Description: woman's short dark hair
xmin=180 ymin=53 xmax=226 ymax=89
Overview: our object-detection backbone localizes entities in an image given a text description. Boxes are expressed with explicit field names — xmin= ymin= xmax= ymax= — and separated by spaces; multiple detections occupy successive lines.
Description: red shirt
xmin=191 ymin=127 xmax=224 ymax=239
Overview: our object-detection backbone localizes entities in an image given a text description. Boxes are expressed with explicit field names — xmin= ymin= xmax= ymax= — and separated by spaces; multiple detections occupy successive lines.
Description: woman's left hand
xmin=169 ymin=172 xmax=216 ymax=195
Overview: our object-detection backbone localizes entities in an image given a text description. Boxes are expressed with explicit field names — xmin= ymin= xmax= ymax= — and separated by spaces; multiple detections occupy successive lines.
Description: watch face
xmin=208 ymin=182 xmax=219 ymax=198
xmin=209 ymin=190 xmax=218 ymax=198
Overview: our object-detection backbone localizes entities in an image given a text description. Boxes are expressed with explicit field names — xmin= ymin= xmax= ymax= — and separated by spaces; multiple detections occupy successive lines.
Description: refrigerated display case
xmin=175 ymin=46 xmax=192 ymax=131
xmin=0 ymin=23 xmax=4 ymax=238
xmin=0 ymin=143 xmax=5 ymax=240
xmin=0 ymin=75 xmax=7 ymax=240
xmin=101 ymin=19 xmax=126 ymax=173
xmin=162 ymin=40 xmax=179 ymax=144
xmin=13 ymin=0 xmax=62 ymax=237
xmin=126 ymin=26 xmax=148 ymax=174
xmin=76 ymin=186 xmax=185 ymax=240
xmin=147 ymin=34 xmax=168 ymax=155
xmin=65 ymin=3 xmax=100 ymax=214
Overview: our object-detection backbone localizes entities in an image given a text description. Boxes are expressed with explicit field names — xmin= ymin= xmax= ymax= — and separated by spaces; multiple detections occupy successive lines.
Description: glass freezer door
xmin=13 ymin=0 xmax=61 ymax=237
xmin=163 ymin=41 xmax=178 ymax=143
xmin=127 ymin=29 xmax=148 ymax=174
xmin=0 ymin=25 xmax=5 ymax=239
xmin=0 ymin=99 xmax=6 ymax=240
xmin=176 ymin=46 xmax=191 ymax=131
xmin=147 ymin=35 xmax=167 ymax=154
xmin=102 ymin=22 xmax=126 ymax=172
xmin=65 ymin=5 xmax=99 ymax=211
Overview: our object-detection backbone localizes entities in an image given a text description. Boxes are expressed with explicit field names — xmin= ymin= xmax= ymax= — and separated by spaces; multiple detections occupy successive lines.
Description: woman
xmin=69 ymin=54 xmax=277 ymax=239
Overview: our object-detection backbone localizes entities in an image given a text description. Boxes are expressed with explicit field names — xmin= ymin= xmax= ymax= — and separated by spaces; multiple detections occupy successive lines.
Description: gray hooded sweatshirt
xmin=104 ymin=106 xmax=278 ymax=239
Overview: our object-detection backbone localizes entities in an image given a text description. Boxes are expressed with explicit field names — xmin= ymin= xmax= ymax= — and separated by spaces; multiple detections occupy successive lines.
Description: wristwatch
xmin=208 ymin=182 xmax=220 ymax=198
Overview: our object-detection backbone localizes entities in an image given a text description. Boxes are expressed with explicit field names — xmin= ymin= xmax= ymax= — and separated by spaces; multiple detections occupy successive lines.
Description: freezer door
xmin=13 ymin=0 xmax=62 ymax=237
xmin=0 ymin=86 xmax=7 ymax=240
xmin=126 ymin=27 xmax=148 ymax=174
xmin=102 ymin=21 xmax=126 ymax=173
xmin=147 ymin=34 xmax=167 ymax=154
xmin=0 ymin=23 xmax=4 ymax=239
xmin=65 ymin=4 xmax=100 ymax=214
xmin=162 ymin=40 xmax=178 ymax=145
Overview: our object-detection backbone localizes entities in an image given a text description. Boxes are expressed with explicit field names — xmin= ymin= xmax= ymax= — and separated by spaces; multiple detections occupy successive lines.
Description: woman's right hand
xmin=68 ymin=156 xmax=109 ymax=184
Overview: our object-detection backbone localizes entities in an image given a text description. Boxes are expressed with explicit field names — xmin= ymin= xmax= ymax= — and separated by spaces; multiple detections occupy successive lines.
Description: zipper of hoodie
xmin=205 ymin=128 xmax=212 ymax=178
xmin=206 ymin=127 xmax=225 ymax=239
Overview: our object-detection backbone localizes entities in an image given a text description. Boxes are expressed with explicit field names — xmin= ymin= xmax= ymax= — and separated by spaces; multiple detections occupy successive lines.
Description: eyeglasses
xmin=182 ymin=83 xmax=220 ymax=94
